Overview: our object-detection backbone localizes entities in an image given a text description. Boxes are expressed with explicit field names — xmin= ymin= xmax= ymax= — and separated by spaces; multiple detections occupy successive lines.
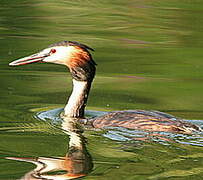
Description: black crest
xmin=48 ymin=40 xmax=95 ymax=52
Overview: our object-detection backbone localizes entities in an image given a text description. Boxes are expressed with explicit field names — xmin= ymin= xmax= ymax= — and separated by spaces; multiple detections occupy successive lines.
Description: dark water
xmin=1 ymin=0 xmax=203 ymax=179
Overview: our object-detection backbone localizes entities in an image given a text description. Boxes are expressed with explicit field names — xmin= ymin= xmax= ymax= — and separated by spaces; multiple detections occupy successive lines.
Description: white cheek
xmin=44 ymin=55 xmax=65 ymax=65
xmin=43 ymin=55 xmax=56 ymax=63
xmin=43 ymin=46 xmax=74 ymax=65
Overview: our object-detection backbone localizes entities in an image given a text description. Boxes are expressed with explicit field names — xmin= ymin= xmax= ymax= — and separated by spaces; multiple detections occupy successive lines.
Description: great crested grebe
xmin=9 ymin=41 xmax=200 ymax=133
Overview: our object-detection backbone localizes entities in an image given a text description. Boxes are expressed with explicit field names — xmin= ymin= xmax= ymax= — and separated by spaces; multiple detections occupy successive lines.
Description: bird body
xmin=9 ymin=41 xmax=201 ymax=133
xmin=90 ymin=110 xmax=200 ymax=133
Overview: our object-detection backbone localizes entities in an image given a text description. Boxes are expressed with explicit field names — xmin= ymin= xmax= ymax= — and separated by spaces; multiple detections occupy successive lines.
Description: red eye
xmin=50 ymin=49 xmax=56 ymax=54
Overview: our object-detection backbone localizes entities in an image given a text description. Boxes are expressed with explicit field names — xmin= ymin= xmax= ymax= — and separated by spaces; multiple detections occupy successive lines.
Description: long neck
xmin=64 ymin=79 xmax=92 ymax=118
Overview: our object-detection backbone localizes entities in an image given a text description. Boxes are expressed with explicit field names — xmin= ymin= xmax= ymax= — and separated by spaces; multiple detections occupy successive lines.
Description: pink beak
xmin=9 ymin=52 xmax=49 ymax=66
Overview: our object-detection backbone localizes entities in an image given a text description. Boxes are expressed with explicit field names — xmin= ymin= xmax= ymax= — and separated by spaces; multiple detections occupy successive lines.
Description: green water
xmin=1 ymin=0 xmax=203 ymax=179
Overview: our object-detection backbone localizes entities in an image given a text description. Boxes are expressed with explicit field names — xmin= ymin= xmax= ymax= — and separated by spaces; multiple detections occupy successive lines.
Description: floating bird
xmin=9 ymin=41 xmax=201 ymax=133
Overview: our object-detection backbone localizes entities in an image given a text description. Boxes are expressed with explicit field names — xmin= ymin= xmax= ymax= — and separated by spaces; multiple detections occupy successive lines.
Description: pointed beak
xmin=9 ymin=52 xmax=50 ymax=66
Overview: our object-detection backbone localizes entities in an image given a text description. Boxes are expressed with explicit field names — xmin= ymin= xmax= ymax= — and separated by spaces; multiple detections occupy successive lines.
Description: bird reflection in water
xmin=7 ymin=116 xmax=93 ymax=180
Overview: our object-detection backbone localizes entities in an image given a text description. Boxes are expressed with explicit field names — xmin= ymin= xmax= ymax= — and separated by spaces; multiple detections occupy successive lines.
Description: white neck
xmin=64 ymin=79 xmax=91 ymax=118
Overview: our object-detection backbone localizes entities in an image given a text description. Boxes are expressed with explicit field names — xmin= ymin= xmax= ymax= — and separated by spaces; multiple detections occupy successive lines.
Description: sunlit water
xmin=1 ymin=0 xmax=203 ymax=179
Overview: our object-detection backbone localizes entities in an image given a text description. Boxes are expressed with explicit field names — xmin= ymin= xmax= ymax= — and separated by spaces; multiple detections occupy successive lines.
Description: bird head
xmin=9 ymin=41 xmax=96 ymax=81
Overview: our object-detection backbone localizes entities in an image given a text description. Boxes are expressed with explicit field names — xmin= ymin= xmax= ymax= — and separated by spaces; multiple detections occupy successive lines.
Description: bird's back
xmin=91 ymin=110 xmax=200 ymax=133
